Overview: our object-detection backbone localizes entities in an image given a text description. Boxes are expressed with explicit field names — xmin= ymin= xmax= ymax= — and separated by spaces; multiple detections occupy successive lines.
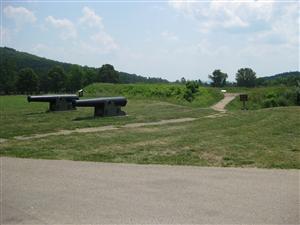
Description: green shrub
xmin=186 ymin=81 xmax=199 ymax=94
xmin=277 ymin=96 xmax=289 ymax=106
xmin=263 ymin=98 xmax=278 ymax=108
xmin=183 ymin=89 xmax=194 ymax=102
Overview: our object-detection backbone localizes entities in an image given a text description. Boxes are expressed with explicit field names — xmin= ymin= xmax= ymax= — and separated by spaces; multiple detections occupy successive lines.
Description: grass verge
xmin=1 ymin=107 xmax=299 ymax=169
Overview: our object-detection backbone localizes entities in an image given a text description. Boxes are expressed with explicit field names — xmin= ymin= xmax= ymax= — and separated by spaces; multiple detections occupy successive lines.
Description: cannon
xmin=74 ymin=96 xmax=127 ymax=117
xmin=27 ymin=94 xmax=79 ymax=111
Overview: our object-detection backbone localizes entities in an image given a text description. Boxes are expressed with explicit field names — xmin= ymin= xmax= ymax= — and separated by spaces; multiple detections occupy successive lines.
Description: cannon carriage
xmin=74 ymin=97 xmax=127 ymax=117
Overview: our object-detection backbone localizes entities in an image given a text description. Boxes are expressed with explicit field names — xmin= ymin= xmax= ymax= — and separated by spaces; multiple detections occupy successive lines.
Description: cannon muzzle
xmin=27 ymin=94 xmax=79 ymax=111
xmin=27 ymin=94 xmax=79 ymax=103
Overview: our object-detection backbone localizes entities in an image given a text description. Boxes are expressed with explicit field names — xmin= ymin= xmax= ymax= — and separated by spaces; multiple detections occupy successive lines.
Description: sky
xmin=1 ymin=0 xmax=299 ymax=81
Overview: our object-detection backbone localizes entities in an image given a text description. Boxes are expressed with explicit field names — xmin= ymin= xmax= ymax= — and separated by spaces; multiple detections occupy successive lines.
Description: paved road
xmin=1 ymin=157 xmax=299 ymax=224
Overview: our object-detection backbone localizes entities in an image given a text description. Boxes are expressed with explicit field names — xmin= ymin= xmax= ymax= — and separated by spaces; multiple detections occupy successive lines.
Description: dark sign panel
xmin=240 ymin=94 xmax=248 ymax=101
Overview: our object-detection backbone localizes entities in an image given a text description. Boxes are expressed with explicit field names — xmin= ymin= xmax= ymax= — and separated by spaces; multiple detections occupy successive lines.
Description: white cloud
xmin=0 ymin=26 xmax=11 ymax=44
xmin=169 ymin=0 xmax=274 ymax=30
xmin=79 ymin=6 xmax=103 ymax=29
xmin=3 ymin=5 xmax=36 ymax=28
xmin=45 ymin=16 xmax=77 ymax=40
xmin=90 ymin=32 xmax=118 ymax=52
xmin=245 ymin=3 xmax=299 ymax=48
xmin=161 ymin=31 xmax=179 ymax=41
xmin=169 ymin=1 xmax=299 ymax=47
xmin=77 ymin=6 xmax=118 ymax=54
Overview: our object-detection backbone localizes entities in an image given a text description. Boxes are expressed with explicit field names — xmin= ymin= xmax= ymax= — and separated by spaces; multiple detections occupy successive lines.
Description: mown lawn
xmin=0 ymin=84 xmax=222 ymax=139
xmin=0 ymin=95 xmax=214 ymax=139
xmin=1 ymin=105 xmax=299 ymax=169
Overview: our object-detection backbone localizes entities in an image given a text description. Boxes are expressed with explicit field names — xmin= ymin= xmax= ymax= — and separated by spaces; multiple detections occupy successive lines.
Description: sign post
xmin=239 ymin=94 xmax=248 ymax=110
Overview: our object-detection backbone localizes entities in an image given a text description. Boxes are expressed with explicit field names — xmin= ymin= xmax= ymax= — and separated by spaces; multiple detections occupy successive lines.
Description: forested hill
xmin=0 ymin=46 xmax=168 ymax=85
xmin=256 ymin=71 xmax=300 ymax=86
xmin=1 ymin=47 xmax=75 ymax=75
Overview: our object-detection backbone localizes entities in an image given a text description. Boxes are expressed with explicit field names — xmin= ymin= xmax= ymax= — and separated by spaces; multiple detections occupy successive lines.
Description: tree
xmin=0 ymin=58 xmax=17 ymax=94
xmin=16 ymin=68 xmax=38 ymax=94
xmin=180 ymin=77 xmax=186 ymax=84
xmin=47 ymin=66 xmax=67 ymax=92
xmin=97 ymin=64 xmax=119 ymax=83
xmin=208 ymin=69 xmax=228 ymax=87
xmin=236 ymin=68 xmax=256 ymax=87
xmin=183 ymin=81 xmax=200 ymax=102
xmin=39 ymin=73 xmax=50 ymax=93
xmin=186 ymin=81 xmax=199 ymax=93
xmin=67 ymin=65 xmax=83 ymax=92
xmin=82 ymin=66 xmax=97 ymax=86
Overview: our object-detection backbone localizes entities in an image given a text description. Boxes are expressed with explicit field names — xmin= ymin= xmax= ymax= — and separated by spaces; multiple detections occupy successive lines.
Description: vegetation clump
xmin=184 ymin=81 xmax=199 ymax=102
xmin=226 ymin=86 xmax=300 ymax=110
xmin=85 ymin=83 xmax=222 ymax=107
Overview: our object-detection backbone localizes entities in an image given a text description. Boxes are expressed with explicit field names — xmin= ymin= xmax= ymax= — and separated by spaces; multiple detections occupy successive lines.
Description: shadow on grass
xmin=25 ymin=111 xmax=47 ymax=115
xmin=73 ymin=116 xmax=96 ymax=121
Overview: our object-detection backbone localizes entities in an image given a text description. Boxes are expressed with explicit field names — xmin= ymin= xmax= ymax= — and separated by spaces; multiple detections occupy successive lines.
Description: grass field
xmin=0 ymin=84 xmax=299 ymax=169
xmin=0 ymin=84 xmax=222 ymax=138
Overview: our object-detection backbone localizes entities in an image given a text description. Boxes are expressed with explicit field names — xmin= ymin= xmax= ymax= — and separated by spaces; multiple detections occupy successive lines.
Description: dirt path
xmin=1 ymin=94 xmax=237 ymax=142
xmin=211 ymin=93 xmax=239 ymax=112
xmin=10 ymin=118 xmax=197 ymax=141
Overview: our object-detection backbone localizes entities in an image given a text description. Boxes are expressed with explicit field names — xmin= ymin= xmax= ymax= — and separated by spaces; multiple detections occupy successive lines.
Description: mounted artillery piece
xmin=27 ymin=94 xmax=79 ymax=111
xmin=74 ymin=96 xmax=127 ymax=117
xmin=27 ymin=94 xmax=127 ymax=117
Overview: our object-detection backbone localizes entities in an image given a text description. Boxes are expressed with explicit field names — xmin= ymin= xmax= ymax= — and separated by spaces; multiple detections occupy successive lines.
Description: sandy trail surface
xmin=211 ymin=93 xmax=239 ymax=112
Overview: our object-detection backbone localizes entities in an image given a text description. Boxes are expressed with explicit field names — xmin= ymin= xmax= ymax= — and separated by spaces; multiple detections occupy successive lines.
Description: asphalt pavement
xmin=1 ymin=157 xmax=299 ymax=224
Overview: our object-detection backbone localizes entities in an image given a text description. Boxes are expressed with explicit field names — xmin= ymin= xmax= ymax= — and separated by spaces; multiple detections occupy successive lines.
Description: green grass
xmin=1 ymin=106 xmax=299 ymax=169
xmin=85 ymin=83 xmax=223 ymax=107
xmin=0 ymin=83 xmax=222 ymax=139
xmin=0 ymin=96 xmax=213 ymax=139
xmin=1 ymin=85 xmax=299 ymax=169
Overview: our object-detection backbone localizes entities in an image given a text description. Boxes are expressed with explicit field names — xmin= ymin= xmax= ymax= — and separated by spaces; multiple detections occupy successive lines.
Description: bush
xmin=277 ymin=96 xmax=289 ymax=106
xmin=183 ymin=89 xmax=194 ymax=102
xmin=263 ymin=98 xmax=278 ymax=108
xmin=186 ymin=81 xmax=199 ymax=94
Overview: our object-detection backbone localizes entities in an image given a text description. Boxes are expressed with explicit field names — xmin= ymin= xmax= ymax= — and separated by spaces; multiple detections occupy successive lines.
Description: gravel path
xmin=211 ymin=93 xmax=239 ymax=112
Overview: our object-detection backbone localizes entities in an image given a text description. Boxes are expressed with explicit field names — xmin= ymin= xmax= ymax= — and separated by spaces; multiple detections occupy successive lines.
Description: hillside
xmin=0 ymin=46 xmax=168 ymax=84
xmin=256 ymin=71 xmax=300 ymax=86
xmin=261 ymin=71 xmax=300 ymax=80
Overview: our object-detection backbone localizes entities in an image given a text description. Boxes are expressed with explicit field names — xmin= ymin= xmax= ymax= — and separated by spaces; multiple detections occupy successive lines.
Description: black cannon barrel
xmin=28 ymin=94 xmax=79 ymax=103
xmin=75 ymin=97 xmax=127 ymax=107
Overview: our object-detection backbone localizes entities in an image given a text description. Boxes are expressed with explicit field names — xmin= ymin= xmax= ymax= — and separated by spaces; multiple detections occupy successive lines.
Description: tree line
xmin=0 ymin=47 xmax=168 ymax=94
xmin=178 ymin=69 xmax=300 ymax=88
xmin=1 ymin=47 xmax=299 ymax=94
xmin=0 ymin=62 xmax=124 ymax=94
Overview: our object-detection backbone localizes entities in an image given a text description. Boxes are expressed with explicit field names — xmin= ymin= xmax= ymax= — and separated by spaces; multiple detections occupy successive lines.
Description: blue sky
xmin=1 ymin=0 xmax=299 ymax=81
